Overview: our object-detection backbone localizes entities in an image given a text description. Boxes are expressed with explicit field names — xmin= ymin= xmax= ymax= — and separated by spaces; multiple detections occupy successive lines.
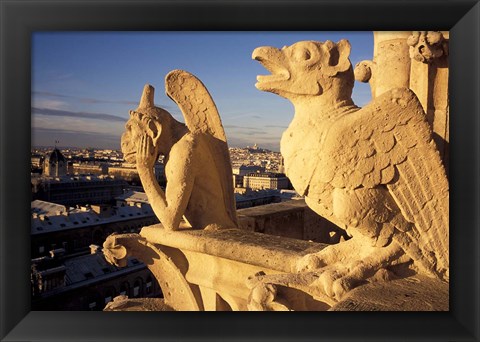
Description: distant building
xmin=278 ymin=157 xmax=285 ymax=174
xmin=72 ymin=162 xmax=108 ymax=176
xmin=31 ymin=245 xmax=161 ymax=310
xmin=33 ymin=146 xmax=125 ymax=205
xmin=243 ymin=172 xmax=289 ymax=190
xmin=86 ymin=147 xmax=95 ymax=159
xmin=29 ymin=148 xmax=167 ymax=311
xmin=44 ymin=148 xmax=67 ymax=177
xmin=31 ymin=199 xmax=157 ymax=258
xmin=31 ymin=154 xmax=44 ymax=169
xmin=30 ymin=198 xmax=161 ymax=311
xmin=31 ymin=174 xmax=127 ymax=207
xmin=232 ymin=165 xmax=266 ymax=189
xmin=108 ymin=164 xmax=140 ymax=183
xmin=115 ymin=190 xmax=150 ymax=207
xmin=235 ymin=189 xmax=281 ymax=209
xmin=108 ymin=163 xmax=165 ymax=186
xmin=232 ymin=174 xmax=243 ymax=188
xmin=232 ymin=165 xmax=265 ymax=176
xmin=246 ymin=143 xmax=269 ymax=153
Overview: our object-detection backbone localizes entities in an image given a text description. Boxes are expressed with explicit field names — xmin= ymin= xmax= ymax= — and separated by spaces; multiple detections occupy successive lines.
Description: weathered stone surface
xmin=356 ymin=31 xmax=450 ymax=171
xmin=140 ymin=225 xmax=328 ymax=274
xmin=254 ymin=37 xmax=449 ymax=301
xmin=331 ymin=275 xmax=448 ymax=311
xmin=104 ymin=224 xmax=447 ymax=311
xmin=407 ymin=31 xmax=448 ymax=64
xmin=104 ymin=226 xmax=332 ymax=311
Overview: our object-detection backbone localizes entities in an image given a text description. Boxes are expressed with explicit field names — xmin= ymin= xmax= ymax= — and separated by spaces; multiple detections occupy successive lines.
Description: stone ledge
xmin=140 ymin=225 xmax=327 ymax=273
xmin=237 ymin=200 xmax=309 ymax=217
xmin=331 ymin=274 xmax=449 ymax=311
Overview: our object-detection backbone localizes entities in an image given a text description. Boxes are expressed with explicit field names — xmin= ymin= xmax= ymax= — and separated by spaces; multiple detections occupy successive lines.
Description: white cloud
xmin=32 ymin=115 xmax=124 ymax=136
xmin=32 ymin=98 xmax=69 ymax=110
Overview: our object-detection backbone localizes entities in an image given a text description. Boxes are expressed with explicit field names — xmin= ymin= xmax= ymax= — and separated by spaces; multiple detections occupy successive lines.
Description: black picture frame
xmin=1 ymin=0 xmax=479 ymax=341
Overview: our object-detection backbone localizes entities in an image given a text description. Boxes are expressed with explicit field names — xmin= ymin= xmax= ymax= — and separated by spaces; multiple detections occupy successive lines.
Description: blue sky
xmin=32 ymin=31 xmax=374 ymax=151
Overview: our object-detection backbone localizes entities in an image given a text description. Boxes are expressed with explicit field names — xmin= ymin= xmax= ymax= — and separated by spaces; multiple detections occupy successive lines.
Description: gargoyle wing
xmin=165 ymin=70 xmax=238 ymax=226
xmin=165 ymin=69 xmax=227 ymax=141
xmin=319 ymin=88 xmax=449 ymax=279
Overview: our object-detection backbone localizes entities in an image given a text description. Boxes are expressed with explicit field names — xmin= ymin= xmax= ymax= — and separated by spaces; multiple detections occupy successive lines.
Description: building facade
xmin=31 ymin=199 xmax=161 ymax=310
xmin=32 ymin=175 xmax=127 ymax=207
xmin=31 ymin=199 xmax=158 ymax=258
xmin=108 ymin=163 xmax=165 ymax=186
xmin=43 ymin=148 xmax=68 ymax=177
xmin=72 ymin=163 xmax=109 ymax=176
xmin=243 ymin=172 xmax=289 ymax=190
xmin=31 ymin=246 xmax=161 ymax=310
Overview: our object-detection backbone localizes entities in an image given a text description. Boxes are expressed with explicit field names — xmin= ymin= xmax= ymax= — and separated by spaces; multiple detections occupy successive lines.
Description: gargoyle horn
xmin=320 ymin=40 xmax=352 ymax=76
xmin=139 ymin=84 xmax=155 ymax=109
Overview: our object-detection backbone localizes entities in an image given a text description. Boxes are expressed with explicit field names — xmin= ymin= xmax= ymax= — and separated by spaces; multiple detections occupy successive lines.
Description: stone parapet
xmin=140 ymin=225 xmax=328 ymax=274
xmin=103 ymin=224 xmax=448 ymax=311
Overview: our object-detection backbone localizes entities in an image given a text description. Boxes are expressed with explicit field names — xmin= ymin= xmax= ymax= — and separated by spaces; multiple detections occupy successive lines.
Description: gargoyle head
xmin=121 ymin=85 xmax=171 ymax=163
xmin=252 ymin=40 xmax=354 ymax=101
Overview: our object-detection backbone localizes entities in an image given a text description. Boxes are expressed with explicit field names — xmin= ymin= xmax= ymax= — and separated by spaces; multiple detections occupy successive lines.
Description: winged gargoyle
xmin=252 ymin=40 xmax=449 ymax=300
xmin=120 ymin=70 xmax=238 ymax=231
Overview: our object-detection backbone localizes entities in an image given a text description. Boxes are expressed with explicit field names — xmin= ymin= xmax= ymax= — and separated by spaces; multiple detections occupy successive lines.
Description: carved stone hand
xmin=136 ymin=134 xmax=156 ymax=169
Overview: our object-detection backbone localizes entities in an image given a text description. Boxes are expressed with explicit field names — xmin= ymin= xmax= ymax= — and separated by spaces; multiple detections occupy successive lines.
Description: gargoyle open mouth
xmin=252 ymin=47 xmax=290 ymax=88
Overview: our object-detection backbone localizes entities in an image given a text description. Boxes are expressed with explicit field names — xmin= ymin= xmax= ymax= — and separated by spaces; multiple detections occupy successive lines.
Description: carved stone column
xmin=372 ymin=31 xmax=412 ymax=97
xmin=407 ymin=31 xmax=449 ymax=174
xmin=355 ymin=31 xmax=449 ymax=172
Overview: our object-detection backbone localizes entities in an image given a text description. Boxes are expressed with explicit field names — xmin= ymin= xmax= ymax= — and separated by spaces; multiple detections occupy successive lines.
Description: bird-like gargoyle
xmin=121 ymin=70 xmax=238 ymax=231
xmin=253 ymin=40 xmax=449 ymax=300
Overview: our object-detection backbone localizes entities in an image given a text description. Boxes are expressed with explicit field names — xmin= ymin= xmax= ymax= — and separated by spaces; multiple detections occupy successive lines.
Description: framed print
xmin=1 ymin=0 xmax=479 ymax=341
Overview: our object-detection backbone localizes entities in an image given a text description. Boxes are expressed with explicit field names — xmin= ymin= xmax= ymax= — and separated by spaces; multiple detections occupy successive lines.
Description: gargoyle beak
xmin=252 ymin=46 xmax=290 ymax=89
xmin=252 ymin=46 xmax=281 ymax=63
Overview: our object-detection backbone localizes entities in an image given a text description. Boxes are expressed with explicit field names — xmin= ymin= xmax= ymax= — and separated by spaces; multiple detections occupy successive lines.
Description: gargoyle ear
xmin=148 ymin=119 xmax=163 ymax=145
xmin=321 ymin=39 xmax=352 ymax=76
xmin=336 ymin=39 xmax=351 ymax=66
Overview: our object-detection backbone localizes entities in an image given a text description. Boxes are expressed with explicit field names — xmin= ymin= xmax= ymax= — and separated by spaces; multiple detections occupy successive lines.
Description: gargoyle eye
xmin=293 ymin=47 xmax=312 ymax=61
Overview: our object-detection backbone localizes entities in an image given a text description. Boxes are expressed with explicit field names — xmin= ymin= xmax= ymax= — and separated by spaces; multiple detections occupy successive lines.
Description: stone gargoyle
xmin=253 ymin=40 xmax=449 ymax=300
xmin=120 ymin=70 xmax=238 ymax=231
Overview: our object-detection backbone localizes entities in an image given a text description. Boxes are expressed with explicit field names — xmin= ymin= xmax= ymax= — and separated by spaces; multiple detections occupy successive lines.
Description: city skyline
xmin=32 ymin=31 xmax=374 ymax=151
